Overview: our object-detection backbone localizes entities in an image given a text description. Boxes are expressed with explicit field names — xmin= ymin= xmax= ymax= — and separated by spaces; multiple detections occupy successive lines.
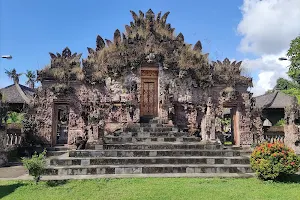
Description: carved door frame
xmin=140 ymin=67 xmax=159 ymax=119
xmin=223 ymin=104 xmax=240 ymax=146
xmin=52 ymin=100 xmax=69 ymax=146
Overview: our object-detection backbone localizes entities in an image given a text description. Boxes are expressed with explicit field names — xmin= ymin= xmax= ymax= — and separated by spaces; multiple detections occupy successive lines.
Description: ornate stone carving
xmin=28 ymin=9 xmax=259 ymax=148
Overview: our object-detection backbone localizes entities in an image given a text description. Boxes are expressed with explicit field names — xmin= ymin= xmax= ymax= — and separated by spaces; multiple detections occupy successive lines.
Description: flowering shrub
xmin=250 ymin=142 xmax=300 ymax=180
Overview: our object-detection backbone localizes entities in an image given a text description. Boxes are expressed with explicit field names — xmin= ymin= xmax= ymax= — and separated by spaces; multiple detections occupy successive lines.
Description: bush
xmin=274 ymin=118 xmax=286 ymax=126
xmin=22 ymin=150 xmax=47 ymax=183
xmin=250 ymin=142 xmax=300 ymax=180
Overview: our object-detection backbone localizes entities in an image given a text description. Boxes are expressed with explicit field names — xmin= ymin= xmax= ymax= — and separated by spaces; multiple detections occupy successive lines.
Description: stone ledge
xmin=0 ymin=173 xmax=256 ymax=181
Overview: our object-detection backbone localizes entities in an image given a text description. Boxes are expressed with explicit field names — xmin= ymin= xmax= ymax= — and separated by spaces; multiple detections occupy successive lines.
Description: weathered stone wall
xmin=284 ymin=101 xmax=300 ymax=153
xmin=32 ymin=70 xmax=254 ymax=147
xmin=284 ymin=125 xmax=300 ymax=154
xmin=0 ymin=128 xmax=8 ymax=166
xmin=32 ymin=85 xmax=56 ymax=144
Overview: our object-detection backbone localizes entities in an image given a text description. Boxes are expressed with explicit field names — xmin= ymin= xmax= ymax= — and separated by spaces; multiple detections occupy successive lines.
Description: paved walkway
xmin=0 ymin=165 xmax=27 ymax=179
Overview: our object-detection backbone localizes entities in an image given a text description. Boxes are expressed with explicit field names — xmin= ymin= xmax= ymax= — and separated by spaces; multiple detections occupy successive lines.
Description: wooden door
xmin=140 ymin=69 xmax=158 ymax=117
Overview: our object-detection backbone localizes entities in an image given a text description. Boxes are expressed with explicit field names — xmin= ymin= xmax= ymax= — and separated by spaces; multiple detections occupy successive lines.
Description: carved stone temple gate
xmin=29 ymin=9 xmax=257 ymax=148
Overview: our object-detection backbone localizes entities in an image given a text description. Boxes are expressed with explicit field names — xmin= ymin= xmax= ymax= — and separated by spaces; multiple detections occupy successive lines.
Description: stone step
xmin=49 ymin=156 xmax=250 ymax=166
xmin=126 ymin=123 xmax=172 ymax=128
xmin=123 ymin=127 xmax=176 ymax=133
xmin=47 ymin=146 xmax=69 ymax=151
xmin=104 ymin=137 xmax=201 ymax=143
xmin=112 ymin=132 xmax=190 ymax=138
xmin=69 ymin=149 xmax=251 ymax=158
xmin=103 ymin=143 xmax=223 ymax=150
xmin=44 ymin=164 xmax=252 ymax=175
xmin=47 ymin=151 xmax=68 ymax=157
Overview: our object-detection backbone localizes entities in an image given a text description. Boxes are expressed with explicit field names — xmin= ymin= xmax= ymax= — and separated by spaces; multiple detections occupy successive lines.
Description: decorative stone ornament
xmin=146 ymin=53 xmax=156 ymax=63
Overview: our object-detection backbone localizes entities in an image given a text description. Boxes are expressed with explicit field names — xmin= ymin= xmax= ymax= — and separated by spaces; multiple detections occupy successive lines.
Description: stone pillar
xmin=201 ymin=97 xmax=216 ymax=142
xmin=239 ymin=93 xmax=255 ymax=146
xmin=284 ymin=125 xmax=300 ymax=154
xmin=284 ymin=100 xmax=300 ymax=153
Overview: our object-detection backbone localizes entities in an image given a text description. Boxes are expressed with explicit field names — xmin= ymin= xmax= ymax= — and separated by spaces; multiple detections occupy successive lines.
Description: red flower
xmin=291 ymin=162 xmax=295 ymax=165
xmin=268 ymin=143 xmax=272 ymax=148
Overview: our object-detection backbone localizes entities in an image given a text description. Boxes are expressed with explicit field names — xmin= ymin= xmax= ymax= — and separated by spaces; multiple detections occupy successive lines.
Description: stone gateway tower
xmin=29 ymin=9 xmax=255 ymax=148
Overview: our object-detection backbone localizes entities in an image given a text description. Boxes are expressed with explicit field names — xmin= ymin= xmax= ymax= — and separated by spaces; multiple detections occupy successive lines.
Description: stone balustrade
xmin=5 ymin=132 xmax=23 ymax=146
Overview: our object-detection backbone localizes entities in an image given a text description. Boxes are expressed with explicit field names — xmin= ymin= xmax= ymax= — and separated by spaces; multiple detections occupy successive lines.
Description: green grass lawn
xmin=1 ymin=177 xmax=300 ymax=200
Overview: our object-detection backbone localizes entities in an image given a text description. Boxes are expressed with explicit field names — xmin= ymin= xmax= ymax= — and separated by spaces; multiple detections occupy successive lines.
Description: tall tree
xmin=25 ymin=70 xmax=36 ymax=89
xmin=270 ymin=36 xmax=300 ymax=103
xmin=287 ymin=36 xmax=300 ymax=84
xmin=274 ymin=78 xmax=299 ymax=90
xmin=5 ymin=68 xmax=22 ymax=84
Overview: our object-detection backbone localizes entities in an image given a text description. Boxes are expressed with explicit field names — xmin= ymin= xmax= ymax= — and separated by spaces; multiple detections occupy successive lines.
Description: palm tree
xmin=4 ymin=68 xmax=31 ymax=104
xmin=5 ymin=68 xmax=22 ymax=84
xmin=25 ymin=70 xmax=36 ymax=89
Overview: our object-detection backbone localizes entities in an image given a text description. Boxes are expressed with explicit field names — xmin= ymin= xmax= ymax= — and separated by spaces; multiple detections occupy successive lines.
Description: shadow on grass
xmin=0 ymin=183 xmax=24 ymax=199
xmin=275 ymin=174 xmax=300 ymax=183
xmin=46 ymin=180 xmax=68 ymax=187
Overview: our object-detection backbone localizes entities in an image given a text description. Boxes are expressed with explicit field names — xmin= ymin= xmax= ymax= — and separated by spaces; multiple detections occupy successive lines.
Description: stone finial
xmin=87 ymin=47 xmax=95 ymax=55
xmin=62 ymin=47 xmax=72 ymax=58
xmin=223 ymin=58 xmax=230 ymax=65
xmin=156 ymin=11 xmax=162 ymax=22
xmin=105 ymin=39 xmax=113 ymax=47
xmin=146 ymin=9 xmax=155 ymax=21
xmin=125 ymin=25 xmax=132 ymax=34
xmin=161 ymin=11 xmax=170 ymax=25
xmin=176 ymin=33 xmax=184 ymax=42
xmin=49 ymin=53 xmax=56 ymax=59
xmin=193 ymin=41 xmax=202 ymax=52
xmin=235 ymin=61 xmax=242 ymax=68
xmin=96 ymin=35 xmax=105 ymax=51
xmin=114 ymin=29 xmax=121 ymax=45
xmin=139 ymin=10 xmax=144 ymax=19
xmin=130 ymin=10 xmax=138 ymax=22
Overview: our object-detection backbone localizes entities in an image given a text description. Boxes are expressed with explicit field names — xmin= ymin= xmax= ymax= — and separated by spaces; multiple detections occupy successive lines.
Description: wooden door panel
xmin=140 ymin=79 xmax=158 ymax=117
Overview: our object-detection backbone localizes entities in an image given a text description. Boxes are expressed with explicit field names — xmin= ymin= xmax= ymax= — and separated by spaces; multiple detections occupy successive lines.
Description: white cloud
xmin=243 ymin=52 xmax=290 ymax=96
xmin=238 ymin=0 xmax=300 ymax=55
xmin=237 ymin=0 xmax=300 ymax=96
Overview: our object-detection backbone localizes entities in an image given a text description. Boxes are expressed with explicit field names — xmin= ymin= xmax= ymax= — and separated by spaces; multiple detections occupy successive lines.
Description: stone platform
xmin=45 ymin=122 xmax=252 ymax=176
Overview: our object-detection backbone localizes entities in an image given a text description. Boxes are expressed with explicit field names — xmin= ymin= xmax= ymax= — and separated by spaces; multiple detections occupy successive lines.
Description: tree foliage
xmin=287 ymin=36 xmax=300 ymax=84
xmin=275 ymin=78 xmax=299 ymax=90
xmin=5 ymin=68 xmax=22 ymax=84
xmin=25 ymin=70 xmax=36 ymax=89
xmin=272 ymin=36 xmax=300 ymax=102
xmin=287 ymin=36 xmax=300 ymax=69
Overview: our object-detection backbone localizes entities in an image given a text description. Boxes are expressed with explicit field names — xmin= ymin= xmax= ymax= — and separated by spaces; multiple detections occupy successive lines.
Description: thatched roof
xmin=254 ymin=91 xmax=296 ymax=109
xmin=0 ymin=84 xmax=34 ymax=104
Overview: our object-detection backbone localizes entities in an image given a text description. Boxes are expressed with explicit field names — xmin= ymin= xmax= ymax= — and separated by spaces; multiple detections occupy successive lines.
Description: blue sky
xmin=0 ymin=0 xmax=257 ymax=88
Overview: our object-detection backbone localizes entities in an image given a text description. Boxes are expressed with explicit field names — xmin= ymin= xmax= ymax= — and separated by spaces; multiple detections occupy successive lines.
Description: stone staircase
xmin=44 ymin=121 xmax=253 ymax=176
